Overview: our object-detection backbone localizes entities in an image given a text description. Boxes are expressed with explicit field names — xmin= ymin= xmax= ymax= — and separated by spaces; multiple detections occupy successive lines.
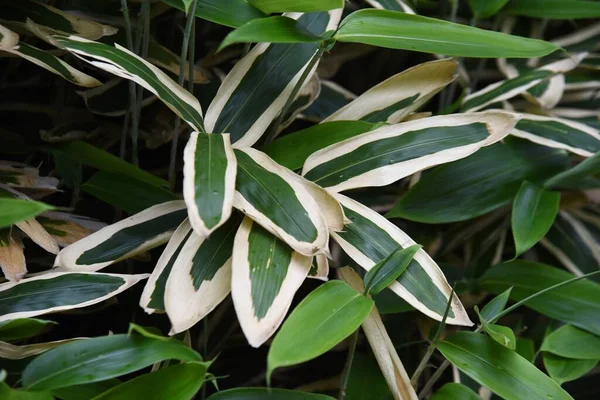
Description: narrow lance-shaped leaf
xmin=303 ymin=111 xmax=518 ymax=193
xmin=439 ymin=332 xmax=572 ymax=400
xmin=0 ymin=338 xmax=82 ymax=360
xmin=55 ymin=36 xmax=204 ymax=132
xmin=462 ymin=55 xmax=585 ymax=112
xmin=475 ymin=306 xmax=516 ymax=349
xmin=339 ymin=267 xmax=418 ymax=400
xmin=333 ymin=9 xmax=559 ymax=58
xmin=511 ymin=113 xmax=600 ymax=157
xmin=54 ymin=201 xmax=187 ymax=272
xmin=205 ymin=11 xmax=342 ymax=147
xmin=541 ymin=325 xmax=600 ymax=360
xmin=431 ymin=383 xmax=480 ymax=400
xmin=512 ymin=181 xmax=561 ymax=257
xmin=543 ymin=353 xmax=598 ymax=385
xmin=207 ymin=388 xmax=335 ymax=399
xmin=165 ymin=214 xmax=242 ymax=335
xmin=161 ymin=0 xmax=267 ymax=29
xmin=364 ymin=244 xmax=421 ymax=296
xmin=0 ymin=198 xmax=53 ymax=228
xmin=77 ymin=78 xmax=157 ymax=117
xmin=249 ymin=0 xmax=343 ymax=13
xmin=479 ymin=261 xmax=600 ymax=336
xmin=324 ymin=58 xmax=458 ymax=124
xmin=218 ymin=16 xmax=322 ymax=51
xmin=467 ymin=0 xmax=510 ymax=18
xmin=0 ymin=318 xmax=56 ymax=342
xmin=331 ymin=193 xmax=473 ymax=326
xmin=231 ymin=217 xmax=312 ymax=348
xmin=545 ymin=151 xmax=600 ymax=189
xmin=0 ymin=272 xmax=147 ymax=322
xmin=233 ymin=148 xmax=328 ymax=256
xmin=140 ymin=219 xmax=194 ymax=313
xmin=92 ymin=362 xmax=208 ymax=400
xmin=480 ymin=288 xmax=512 ymax=322
xmin=0 ymin=25 xmax=100 ymax=87
xmin=267 ymin=278 xmax=374 ymax=380
xmin=21 ymin=327 xmax=204 ymax=391
xmin=183 ymin=132 xmax=236 ymax=237
xmin=365 ymin=0 xmax=416 ymax=14
xmin=0 ymin=230 xmax=26 ymax=282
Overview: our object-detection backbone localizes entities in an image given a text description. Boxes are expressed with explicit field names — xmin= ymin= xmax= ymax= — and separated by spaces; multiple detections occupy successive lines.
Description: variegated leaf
xmin=0 ymin=0 xmax=117 ymax=40
xmin=183 ymin=132 xmax=236 ymax=237
xmin=300 ymin=80 xmax=357 ymax=122
xmin=0 ymin=230 xmax=26 ymax=282
xmin=0 ymin=338 xmax=82 ymax=360
xmin=541 ymin=211 xmax=600 ymax=277
xmin=331 ymin=194 xmax=472 ymax=326
xmin=324 ymin=59 xmax=456 ymax=124
xmin=463 ymin=55 xmax=586 ymax=112
xmin=365 ymin=0 xmax=416 ymax=14
xmin=0 ymin=272 xmax=147 ymax=322
xmin=511 ymin=113 xmax=600 ymax=157
xmin=140 ymin=219 xmax=194 ymax=313
xmin=38 ymin=212 xmax=106 ymax=247
xmin=55 ymin=36 xmax=204 ymax=131
xmin=164 ymin=214 xmax=242 ymax=334
xmin=16 ymin=218 xmax=59 ymax=255
xmin=277 ymin=74 xmax=321 ymax=131
xmin=0 ymin=162 xmax=59 ymax=192
xmin=308 ymin=254 xmax=329 ymax=281
xmin=338 ymin=267 xmax=418 ymax=400
xmin=303 ymin=111 xmax=518 ymax=193
xmin=54 ymin=201 xmax=187 ymax=272
xmin=77 ymin=78 xmax=157 ymax=117
xmin=234 ymin=148 xmax=328 ymax=256
xmin=0 ymin=25 xmax=101 ymax=87
xmin=231 ymin=217 xmax=311 ymax=348
xmin=205 ymin=10 xmax=342 ymax=147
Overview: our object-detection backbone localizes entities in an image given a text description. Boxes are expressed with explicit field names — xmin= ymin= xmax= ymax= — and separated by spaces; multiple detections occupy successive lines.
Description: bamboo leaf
xmin=0 ymin=272 xmax=147 ymax=323
xmin=512 ymin=181 xmax=561 ymax=257
xmin=22 ymin=327 xmax=204 ymax=391
xmin=545 ymin=150 xmax=600 ymax=189
xmin=480 ymin=288 xmax=512 ymax=322
xmin=0 ymin=318 xmax=56 ymax=342
xmin=300 ymin=80 xmax=357 ymax=122
xmin=479 ymin=261 xmax=600 ymax=336
xmin=249 ymin=0 xmax=344 ymax=13
xmin=303 ymin=111 xmax=517 ymax=193
xmin=91 ymin=362 xmax=207 ymax=400
xmin=162 ymin=0 xmax=267 ymax=28
xmin=205 ymin=11 xmax=341 ymax=147
xmin=54 ymin=201 xmax=187 ymax=272
xmin=183 ymin=132 xmax=236 ymax=236
xmin=467 ymin=0 xmax=510 ymax=18
xmin=543 ymin=353 xmax=597 ymax=385
xmin=431 ymin=383 xmax=480 ymax=400
xmin=364 ymin=244 xmax=421 ymax=296
xmin=0 ymin=382 xmax=52 ymax=400
xmin=541 ymin=325 xmax=600 ymax=360
xmin=267 ymin=279 xmax=374 ymax=379
xmin=331 ymin=193 xmax=473 ymax=326
xmin=231 ymin=218 xmax=312 ymax=348
xmin=439 ymin=332 xmax=572 ymax=400
xmin=233 ymin=148 xmax=328 ymax=256
xmin=334 ymin=9 xmax=559 ymax=58
xmin=0 ymin=338 xmax=82 ymax=360
xmin=55 ymin=36 xmax=204 ymax=132
xmin=475 ymin=306 xmax=516 ymax=349
xmin=218 ymin=16 xmax=321 ymax=51
xmin=0 ymin=198 xmax=53 ymax=229
xmin=365 ymin=0 xmax=416 ymax=14
xmin=207 ymin=388 xmax=335 ymax=399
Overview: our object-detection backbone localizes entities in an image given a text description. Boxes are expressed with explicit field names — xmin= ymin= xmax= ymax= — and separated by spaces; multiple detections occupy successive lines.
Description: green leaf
xmin=0 ymin=319 xmax=56 ymax=342
xmin=506 ymin=0 xmax=600 ymax=19
xmin=267 ymin=280 xmax=374 ymax=380
xmin=512 ymin=181 xmax=560 ymax=257
xmin=545 ymin=152 xmax=600 ymax=189
xmin=231 ymin=218 xmax=311 ymax=347
xmin=431 ymin=383 xmax=480 ymax=400
xmin=183 ymin=132 xmax=236 ymax=236
xmin=0 ymin=198 xmax=53 ymax=229
xmin=57 ymin=141 xmax=168 ymax=187
xmin=0 ymin=382 xmax=52 ymax=400
xmin=439 ymin=332 xmax=572 ymax=400
xmin=364 ymin=244 xmax=421 ymax=295
xmin=82 ymin=172 xmax=177 ymax=214
xmin=51 ymin=380 xmax=121 ymax=400
xmin=334 ymin=9 xmax=559 ymax=58
xmin=219 ymin=16 xmax=321 ymax=51
xmin=263 ymin=121 xmax=375 ymax=170
xmin=91 ymin=362 xmax=207 ymax=400
xmin=22 ymin=329 xmax=203 ymax=391
xmin=543 ymin=353 xmax=597 ymax=385
xmin=54 ymin=201 xmax=187 ymax=272
xmin=301 ymin=80 xmax=356 ymax=122
xmin=467 ymin=0 xmax=510 ymax=18
xmin=0 ymin=272 xmax=147 ymax=323
xmin=249 ymin=0 xmax=343 ymax=13
xmin=517 ymin=337 xmax=536 ymax=362
xmin=541 ymin=325 xmax=600 ymax=360
xmin=207 ymin=388 xmax=335 ymax=399
xmin=56 ymin=37 xmax=204 ymax=132
xmin=388 ymin=140 xmax=568 ymax=223
xmin=344 ymin=353 xmax=390 ymax=400
xmin=480 ymin=288 xmax=512 ymax=322
xmin=479 ymin=261 xmax=600 ymax=336
xmin=206 ymin=11 xmax=337 ymax=147
xmin=476 ymin=306 xmax=516 ymax=349
xmin=303 ymin=112 xmax=517 ymax=192
xmin=162 ymin=0 xmax=266 ymax=28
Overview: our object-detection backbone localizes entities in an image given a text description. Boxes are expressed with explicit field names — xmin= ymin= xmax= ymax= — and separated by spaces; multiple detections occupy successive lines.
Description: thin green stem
xmin=263 ymin=46 xmax=325 ymax=145
xmin=169 ymin=0 xmax=199 ymax=189
xmin=338 ymin=329 xmax=359 ymax=400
